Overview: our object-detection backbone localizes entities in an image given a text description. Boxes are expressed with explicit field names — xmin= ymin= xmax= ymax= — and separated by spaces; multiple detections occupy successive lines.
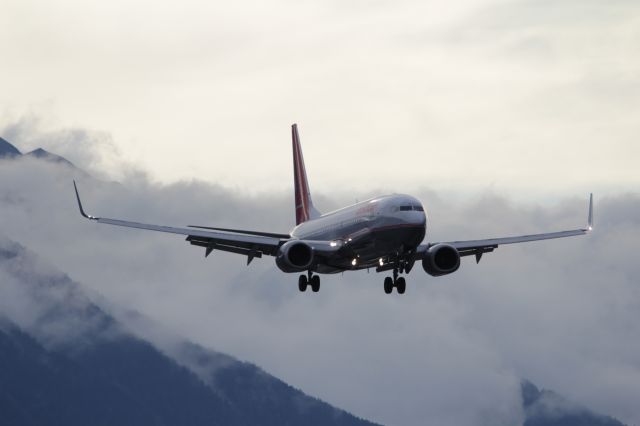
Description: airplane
xmin=74 ymin=124 xmax=593 ymax=294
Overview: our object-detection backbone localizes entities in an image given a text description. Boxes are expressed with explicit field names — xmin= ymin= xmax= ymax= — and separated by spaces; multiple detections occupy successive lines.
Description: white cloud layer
xmin=1 ymin=141 xmax=638 ymax=425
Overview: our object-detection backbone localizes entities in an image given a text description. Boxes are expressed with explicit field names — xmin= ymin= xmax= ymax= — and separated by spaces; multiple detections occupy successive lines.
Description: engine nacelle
xmin=422 ymin=244 xmax=460 ymax=277
xmin=275 ymin=240 xmax=315 ymax=272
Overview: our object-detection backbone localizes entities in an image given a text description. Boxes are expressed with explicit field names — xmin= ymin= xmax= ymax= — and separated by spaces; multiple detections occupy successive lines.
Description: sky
xmin=1 ymin=1 xmax=640 ymax=425
xmin=1 ymin=0 xmax=639 ymax=197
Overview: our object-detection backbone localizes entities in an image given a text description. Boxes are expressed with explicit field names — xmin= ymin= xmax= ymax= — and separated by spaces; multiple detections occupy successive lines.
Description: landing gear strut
xmin=383 ymin=266 xmax=406 ymax=294
xmin=298 ymin=271 xmax=320 ymax=292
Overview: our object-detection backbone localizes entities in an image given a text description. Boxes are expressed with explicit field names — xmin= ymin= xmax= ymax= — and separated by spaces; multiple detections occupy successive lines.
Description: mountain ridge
xmin=0 ymin=136 xmax=21 ymax=158
xmin=521 ymin=380 xmax=625 ymax=426
xmin=0 ymin=235 xmax=380 ymax=426
xmin=24 ymin=147 xmax=78 ymax=169
xmin=0 ymin=234 xmax=628 ymax=425
xmin=0 ymin=136 xmax=84 ymax=175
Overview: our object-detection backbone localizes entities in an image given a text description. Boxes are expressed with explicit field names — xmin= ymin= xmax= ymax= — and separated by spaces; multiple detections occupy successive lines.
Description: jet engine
xmin=422 ymin=244 xmax=460 ymax=277
xmin=276 ymin=240 xmax=314 ymax=272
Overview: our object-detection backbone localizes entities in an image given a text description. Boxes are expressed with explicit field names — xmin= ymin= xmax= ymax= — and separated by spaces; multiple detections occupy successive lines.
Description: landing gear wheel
xmin=310 ymin=275 xmax=320 ymax=292
xmin=396 ymin=277 xmax=406 ymax=294
xmin=298 ymin=275 xmax=308 ymax=292
xmin=384 ymin=277 xmax=393 ymax=294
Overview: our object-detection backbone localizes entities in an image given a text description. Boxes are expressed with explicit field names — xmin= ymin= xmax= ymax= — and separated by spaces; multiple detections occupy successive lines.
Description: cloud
xmin=1 ymin=0 xmax=638 ymax=195
xmin=0 ymin=113 xmax=135 ymax=181
xmin=0 ymin=236 xmax=123 ymax=350
xmin=1 ymin=129 xmax=639 ymax=425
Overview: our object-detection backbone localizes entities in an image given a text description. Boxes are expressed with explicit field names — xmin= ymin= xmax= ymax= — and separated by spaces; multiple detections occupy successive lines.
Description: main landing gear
xmin=298 ymin=271 xmax=320 ymax=292
xmin=383 ymin=267 xmax=406 ymax=294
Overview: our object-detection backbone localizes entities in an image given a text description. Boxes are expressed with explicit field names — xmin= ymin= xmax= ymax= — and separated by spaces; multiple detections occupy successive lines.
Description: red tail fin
xmin=292 ymin=124 xmax=320 ymax=225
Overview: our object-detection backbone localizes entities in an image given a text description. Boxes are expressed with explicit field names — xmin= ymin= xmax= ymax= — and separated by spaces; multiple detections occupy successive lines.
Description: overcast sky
xmin=1 ymin=1 xmax=640 ymax=425
xmin=1 ymin=0 xmax=639 ymax=197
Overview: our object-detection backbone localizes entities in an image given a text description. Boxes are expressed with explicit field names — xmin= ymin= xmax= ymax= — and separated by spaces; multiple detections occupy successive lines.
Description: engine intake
xmin=276 ymin=240 xmax=314 ymax=272
xmin=422 ymin=244 xmax=460 ymax=277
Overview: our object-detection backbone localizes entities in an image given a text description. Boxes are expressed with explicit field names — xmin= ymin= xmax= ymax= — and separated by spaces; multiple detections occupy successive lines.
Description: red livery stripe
xmin=292 ymin=124 xmax=310 ymax=225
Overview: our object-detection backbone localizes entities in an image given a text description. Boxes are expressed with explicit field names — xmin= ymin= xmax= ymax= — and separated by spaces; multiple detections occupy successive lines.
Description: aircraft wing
xmin=74 ymin=182 xmax=284 ymax=263
xmin=417 ymin=194 xmax=593 ymax=262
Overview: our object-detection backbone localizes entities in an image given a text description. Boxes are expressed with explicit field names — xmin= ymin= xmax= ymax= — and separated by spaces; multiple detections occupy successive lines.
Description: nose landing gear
xmin=298 ymin=271 xmax=320 ymax=292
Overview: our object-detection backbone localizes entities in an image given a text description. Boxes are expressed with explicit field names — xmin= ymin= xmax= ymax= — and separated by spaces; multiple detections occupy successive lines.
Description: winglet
xmin=587 ymin=193 xmax=594 ymax=231
xmin=73 ymin=180 xmax=95 ymax=220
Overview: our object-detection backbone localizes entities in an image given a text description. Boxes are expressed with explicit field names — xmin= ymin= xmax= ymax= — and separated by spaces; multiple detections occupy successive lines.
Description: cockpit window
xmin=393 ymin=205 xmax=424 ymax=212
xmin=398 ymin=205 xmax=424 ymax=212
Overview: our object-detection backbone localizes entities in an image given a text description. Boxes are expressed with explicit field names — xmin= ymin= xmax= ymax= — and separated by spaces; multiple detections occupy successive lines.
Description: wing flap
xmin=187 ymin=237 xmax=266 ymax=260
xmin=188 ymin=225 xmax=290 ymax=239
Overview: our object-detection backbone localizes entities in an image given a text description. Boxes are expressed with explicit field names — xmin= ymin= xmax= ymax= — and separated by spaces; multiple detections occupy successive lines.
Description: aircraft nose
xmin=406 ymin=210 xmax=426 ymax=226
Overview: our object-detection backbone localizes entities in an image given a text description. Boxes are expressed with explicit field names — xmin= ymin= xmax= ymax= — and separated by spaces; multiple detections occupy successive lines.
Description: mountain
xmin=0 ymin=236 xmax=379 ymax=426
xmin=0 ymin=136 xmax=21 ymax=158
xmin=0 ymin=235 xmax=627 ymax=426
xmin=25 ymin=147 xmax=79 ymax=169
xmin=0 ymin=136 xmax=85 ymax=175
xmin=521 ymin=380 xmax=625 ymax=426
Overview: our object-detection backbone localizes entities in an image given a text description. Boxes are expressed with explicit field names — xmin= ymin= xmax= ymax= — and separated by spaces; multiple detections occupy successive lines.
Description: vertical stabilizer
xmin=292 ymin=124 xmax=321 ymax=225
